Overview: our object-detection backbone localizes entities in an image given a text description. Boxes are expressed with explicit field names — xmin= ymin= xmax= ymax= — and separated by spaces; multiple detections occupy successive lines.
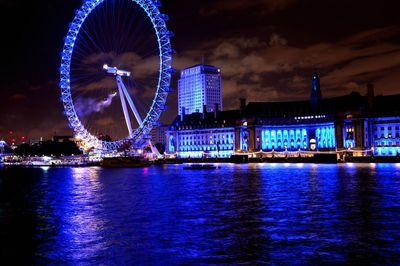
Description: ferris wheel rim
xmin=59 ymin=0 xmax=172 ymax=151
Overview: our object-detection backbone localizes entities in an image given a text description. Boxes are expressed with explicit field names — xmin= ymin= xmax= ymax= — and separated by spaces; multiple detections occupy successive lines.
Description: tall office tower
xmin=178 ymin=64 xmax=222 ymax=116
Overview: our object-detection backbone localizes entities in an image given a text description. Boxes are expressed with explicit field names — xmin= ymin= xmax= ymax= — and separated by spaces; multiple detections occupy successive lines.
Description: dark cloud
xmin=0 ymin=81 xmax=71 ymax=141
xmin=269 ymin=34 xmax=288 ymax=47
xmin=0 ymin=0 xmax=21 ymax=7
xmin=173 ymin=25 xmax=400 ymax=104
xmin=200 ymin=0 xmax=298 ymax=15
xmin=95 ymin=117 xmax=115 ymax=127
xmin=10 ymin=94 xmax=28 ymax=101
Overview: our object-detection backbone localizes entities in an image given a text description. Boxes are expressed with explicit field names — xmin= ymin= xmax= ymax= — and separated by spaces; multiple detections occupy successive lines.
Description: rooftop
xmin=169 ymin=91 xmax=400 ymax=130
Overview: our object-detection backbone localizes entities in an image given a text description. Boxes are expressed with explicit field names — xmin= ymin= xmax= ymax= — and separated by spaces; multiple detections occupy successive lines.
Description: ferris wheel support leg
xmin=117 ymin=76 xmax=143 ymax=126
xmin=148 ymin=139 xmax=162 ymax=158
xmin=117 ymin=79 xmax=133 ymax=136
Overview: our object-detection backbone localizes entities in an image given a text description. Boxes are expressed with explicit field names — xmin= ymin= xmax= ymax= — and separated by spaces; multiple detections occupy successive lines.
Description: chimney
xmin=310 ymin=73 xmax=322 ymax=109
xmin=202 ymin=105 xmax=207 ymax=119
xmin=367 ymin=83 xmax=375 ymax=110
xmin=214 ymin=103 xmax=219 ymax=119
xmin=180 ymin=107 xmax=185 ymax=121
xmin=240 ymin=98 xmax=246 ymax=113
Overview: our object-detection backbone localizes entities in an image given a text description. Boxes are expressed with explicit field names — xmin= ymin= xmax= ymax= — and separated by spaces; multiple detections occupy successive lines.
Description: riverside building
xmin=166 ymin=73 xmax=400 ymax=158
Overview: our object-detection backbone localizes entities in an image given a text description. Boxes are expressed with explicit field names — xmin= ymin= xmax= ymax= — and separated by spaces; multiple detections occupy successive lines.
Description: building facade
xmin=368 ymin=93 xmax=400 ymax=156
xmin=167 ymin=74 xmax=400 ymax=158
xmin=151 ymin=125 xmax=168 ymax=146
xmin=178 ymin=64 xmax=222 ymax=116
xmin=166 ymin=111 xmax=237 ymax=158
xmin=372 ymin=117 xmax=400 ymax=156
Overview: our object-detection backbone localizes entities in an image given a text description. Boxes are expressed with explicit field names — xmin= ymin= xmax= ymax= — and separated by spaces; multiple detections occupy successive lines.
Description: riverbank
xmin=159 ymin=155 xmax=400 ymax=165
xmin=2 ymin=155 xmax=399 ymax=168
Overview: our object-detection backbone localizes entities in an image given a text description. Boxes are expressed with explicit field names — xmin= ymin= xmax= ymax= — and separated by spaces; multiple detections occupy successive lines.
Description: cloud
xmin=81 ymin=51 xmax=159 ymax=80
xmin=73 ymin=52 xmax=160 ymax=103
xmin=95 ymin=117 xmax=115 ymax=127
xmin=0 ymin=0 xmax=21 ymax=7
xmin=73 ymin=77 xmax=116 ymax=92
xmin=26 ymin=121 xmax=70 ymax=141
xmin=341 ymin=25 xmax=400 ymax=46
xmin=373 ymin=68 xmax=400 ymax=95
xmin=269 ymin=34 xmax=288 ymax=47
xmin=174 ymin=26 xmax=400 ymax=106
xmin=10 ymin=93 xmax=27 ymax=101
xmin=323 ymin=50 xmax=400 ymax=88
xmin=201 ymin=0 xmax=298 ymax=16
xmin=0 ymin=80 xmax=72 ymax=140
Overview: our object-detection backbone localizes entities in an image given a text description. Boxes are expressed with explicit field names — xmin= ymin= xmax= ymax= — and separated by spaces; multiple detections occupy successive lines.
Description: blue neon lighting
xmin=261 ymin=123 xmax=335 ymax=151
xmin=59 ymin=0 xmax=173 ymax=152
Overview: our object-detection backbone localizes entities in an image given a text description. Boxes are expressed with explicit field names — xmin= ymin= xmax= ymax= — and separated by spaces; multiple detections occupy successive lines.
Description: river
xmin=1 ymin=163 xmax=400 ymax=265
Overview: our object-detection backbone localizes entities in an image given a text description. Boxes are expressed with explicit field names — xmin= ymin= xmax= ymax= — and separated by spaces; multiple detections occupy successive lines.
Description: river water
xmin=1 ymin=163 xmax=400 ymax=265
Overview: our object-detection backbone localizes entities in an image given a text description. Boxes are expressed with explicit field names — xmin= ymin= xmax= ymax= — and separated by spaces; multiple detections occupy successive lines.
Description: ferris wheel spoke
xmin=117 ymin=1 xmax=136 ymax=54
xmin=84 ymin=12 xmax=109 ymax=55
xmin=119 ymin=10 xmax=148 ymax=53
xmin=79 ymin=26 xmax=107 ymax=55
xmin=70 ymin=75 xmax=109 ymax=95
xmin=129 ymin=80 xmax=152 ymax=113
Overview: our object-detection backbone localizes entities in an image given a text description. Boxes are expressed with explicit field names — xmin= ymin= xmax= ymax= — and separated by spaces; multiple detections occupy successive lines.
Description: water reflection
xmin=0 ymin=164 xmax=400 ymax=264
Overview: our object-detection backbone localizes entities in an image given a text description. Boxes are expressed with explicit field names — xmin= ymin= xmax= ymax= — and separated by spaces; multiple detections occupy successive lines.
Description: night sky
xmin=1 ymin=0 xmax=399 ymax=142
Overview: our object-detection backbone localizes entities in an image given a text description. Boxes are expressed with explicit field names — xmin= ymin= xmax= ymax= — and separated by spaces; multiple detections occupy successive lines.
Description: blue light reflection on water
xmin=1 ymin=164 xmax=400 ymax=265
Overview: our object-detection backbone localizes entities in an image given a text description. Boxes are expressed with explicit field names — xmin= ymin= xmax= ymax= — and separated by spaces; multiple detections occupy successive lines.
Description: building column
xmin=335 ymin=121 xmax=344 ymax=149
xmin=234 ymin=127 xmax=241 ymax=152
xmin=355 ymin=119 xmax=364 ymax=149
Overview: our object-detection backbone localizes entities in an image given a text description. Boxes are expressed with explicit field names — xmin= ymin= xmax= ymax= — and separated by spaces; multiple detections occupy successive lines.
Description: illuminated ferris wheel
xmin=59 ymin=0 xmax=173 ymax=153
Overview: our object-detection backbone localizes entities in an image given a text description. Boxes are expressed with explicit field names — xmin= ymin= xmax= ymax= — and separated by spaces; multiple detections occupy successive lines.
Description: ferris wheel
xmin=59 ymin=0 xmax=173 ymax=153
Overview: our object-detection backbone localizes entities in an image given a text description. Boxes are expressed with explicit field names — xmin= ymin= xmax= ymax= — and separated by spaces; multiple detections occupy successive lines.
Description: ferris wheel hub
xmin=103 ymin=64 xmax=131 ymax=77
